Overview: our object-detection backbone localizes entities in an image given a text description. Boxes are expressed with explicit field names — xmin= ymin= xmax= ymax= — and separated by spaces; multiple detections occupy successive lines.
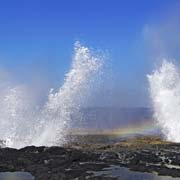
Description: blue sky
xmin=0 ymin=0 xmax=179 ymax=107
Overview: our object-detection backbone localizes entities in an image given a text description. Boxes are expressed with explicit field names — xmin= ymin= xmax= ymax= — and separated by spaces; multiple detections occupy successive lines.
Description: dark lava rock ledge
xmin=0 ymin=136 xmax=180 ymax=180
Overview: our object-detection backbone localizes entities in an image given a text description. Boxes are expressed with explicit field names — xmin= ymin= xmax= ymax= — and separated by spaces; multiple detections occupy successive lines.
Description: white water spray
xmin=0 ymin=42 xmax=103 ymax=148
xmin=148 ymin=59 xmax=180 ymax=142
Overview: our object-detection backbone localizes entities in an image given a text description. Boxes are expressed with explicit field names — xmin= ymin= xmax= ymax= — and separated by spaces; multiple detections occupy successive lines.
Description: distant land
xmin=68 ymin=107 xmax=157 ymax=136
xmin=81 ymin=107 xmax=153 ymax=129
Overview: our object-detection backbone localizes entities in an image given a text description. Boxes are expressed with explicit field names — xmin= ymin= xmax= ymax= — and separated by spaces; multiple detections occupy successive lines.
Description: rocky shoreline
xmin=0 ymin=136 xmax=180 ymax=180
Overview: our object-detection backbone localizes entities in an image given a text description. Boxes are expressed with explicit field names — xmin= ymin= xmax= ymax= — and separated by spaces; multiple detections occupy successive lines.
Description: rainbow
xmin=70 ymin=120 xmax=158 ymax=136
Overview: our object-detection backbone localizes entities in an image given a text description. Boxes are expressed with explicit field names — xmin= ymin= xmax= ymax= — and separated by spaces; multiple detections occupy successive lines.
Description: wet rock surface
xmin=0 ymin=136 xmax=180 ymax=179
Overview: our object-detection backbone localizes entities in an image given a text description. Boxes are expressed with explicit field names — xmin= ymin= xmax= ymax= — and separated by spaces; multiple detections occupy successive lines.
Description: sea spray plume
xmin=27 ymin=41 xmax=103 ymax=146
xmin=0 ymin=86 xmax=35 ymax=147
xmin=148 ymin=59 xmax=180 ymax=142
xmin=0 ymin=42 xmax=103 ymax=148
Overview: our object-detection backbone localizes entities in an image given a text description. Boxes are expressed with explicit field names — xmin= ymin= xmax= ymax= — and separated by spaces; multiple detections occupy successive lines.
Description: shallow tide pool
xmin=91 ymin=165 xmax=180 ymax=180
xmin=0 ymin=172 xmax=34 ymax=180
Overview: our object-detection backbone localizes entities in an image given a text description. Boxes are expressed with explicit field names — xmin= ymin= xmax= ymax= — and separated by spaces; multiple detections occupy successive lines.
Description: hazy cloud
xmin=142 ymin=3 xmax=180 ymax=61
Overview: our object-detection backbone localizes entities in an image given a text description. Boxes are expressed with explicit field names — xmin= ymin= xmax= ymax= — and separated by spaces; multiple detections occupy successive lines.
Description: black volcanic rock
xmin=0 ymin=136 xmax=180 ymax=179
